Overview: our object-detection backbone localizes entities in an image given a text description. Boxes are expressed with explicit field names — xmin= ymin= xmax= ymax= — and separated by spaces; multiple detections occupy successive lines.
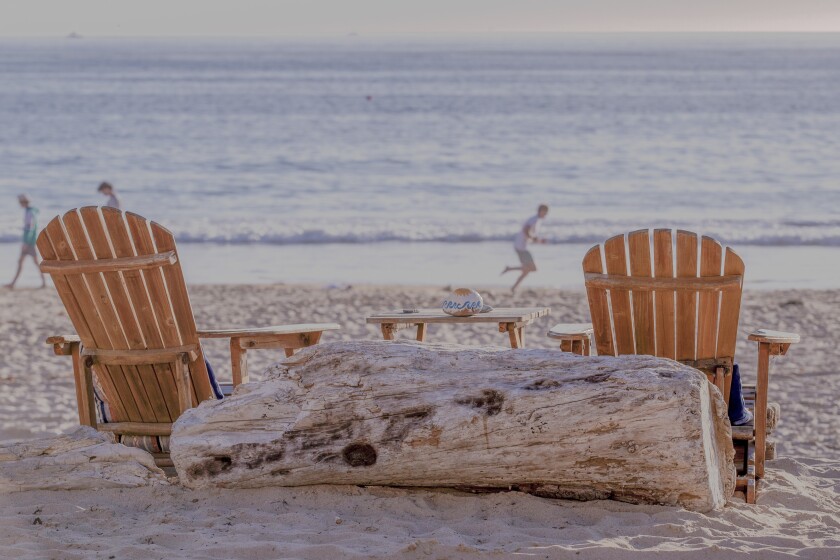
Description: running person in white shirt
xmin=501 ymin=204 xmax=548 ymax=292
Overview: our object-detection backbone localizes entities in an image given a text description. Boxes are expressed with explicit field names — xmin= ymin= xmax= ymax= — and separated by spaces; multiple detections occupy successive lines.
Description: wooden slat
xmin=103 ymin=208 xmax=180 ymax=420
xmin=126 ymin=213 xmax=207 ymax=407
xmin=97 ymin=422 xmax=172 ymax=436
xmin=79 ymin=207 xmax=171 ymax=423
xmin=583 ymin=273 xmax=741 ymax=292
xmin=39 ymin=213 xmax=131 ymax=421
xmin=582 ymin=245 xmax=614 ymax=356
xmin=697 ymin=236 xmax=723 ymax=360
xmin=62 ymin=209 xmax=146 ymax=423
xmin=716 ymin=248 xmax=745 ymax=359
xmin=653 ymin=229 xmax=676 ymax=359
xmin=40 ymin=251 xmax=177 ymax=275
xmin=150 ymin=220 xmax=213 ymax=404
xmin=197 ymin=324 xmax=341 ymax=337
xmin=628 ymin=230 xmax=655 ymax=356
xmin=675 ymin=231 xmax=698 ymax=362
xmin=83 ymin=346 xmax=198 ymax=366
xmin=603 ymin=235 xmax=634 ymax=355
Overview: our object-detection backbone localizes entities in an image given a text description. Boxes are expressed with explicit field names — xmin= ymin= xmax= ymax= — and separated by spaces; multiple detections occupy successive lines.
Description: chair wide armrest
xmin=197 ymin=323 xmax=341 ymax=338
xmin=46 ymin=334 xmax=81 ymax=356
xmin=45 ymin=334 xmax=81 ymax=345
xmin=546 ymin=323 xmax=594 ymax=340
xmin=747 ymin=329 xmax=800 ymax=344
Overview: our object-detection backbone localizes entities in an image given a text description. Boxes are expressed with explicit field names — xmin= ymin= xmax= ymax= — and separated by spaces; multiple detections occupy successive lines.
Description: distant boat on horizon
xmin=66 ymin=32 xmax=83 ymax=39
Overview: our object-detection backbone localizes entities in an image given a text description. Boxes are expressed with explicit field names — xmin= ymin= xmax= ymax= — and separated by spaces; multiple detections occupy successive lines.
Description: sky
xmin=0 ymin=0 xmax=839 ymax=36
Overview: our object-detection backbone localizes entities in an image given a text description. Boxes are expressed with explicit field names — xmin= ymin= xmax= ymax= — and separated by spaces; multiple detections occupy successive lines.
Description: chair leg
xmin=76 ymin=346 xmax=97 ymax=427
xmin=755 ymin=342 xmax=770 ymax=479
xmin=746 ymin=442 xmax=757 ymax=504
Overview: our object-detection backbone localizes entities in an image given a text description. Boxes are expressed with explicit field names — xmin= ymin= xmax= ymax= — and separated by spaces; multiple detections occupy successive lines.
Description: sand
xmin=1 ymin=284 xmax=838 ymax=558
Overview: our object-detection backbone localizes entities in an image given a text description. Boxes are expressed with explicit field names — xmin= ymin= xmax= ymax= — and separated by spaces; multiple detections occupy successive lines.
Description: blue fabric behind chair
xmin=728 ymin=364 xmax=751 ymax=426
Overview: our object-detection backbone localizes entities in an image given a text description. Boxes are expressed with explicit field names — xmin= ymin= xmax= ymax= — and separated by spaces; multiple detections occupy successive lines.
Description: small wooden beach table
xmin=366 ymin=307 xmax=550 ymax=348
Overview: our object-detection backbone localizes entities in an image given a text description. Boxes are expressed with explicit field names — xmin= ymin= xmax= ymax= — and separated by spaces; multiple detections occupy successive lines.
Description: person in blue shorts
xmin=6 ymin=195 xmax=46 ymax=289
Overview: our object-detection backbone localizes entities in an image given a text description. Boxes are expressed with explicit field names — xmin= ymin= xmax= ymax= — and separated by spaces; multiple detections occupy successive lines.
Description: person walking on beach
xmin=502 ymin=204 xmax=548 ymax=292
xmin=98 ymin=181 xmax=122 ymax=209
xmin=5 ymin=195 xmax=46 ymax=289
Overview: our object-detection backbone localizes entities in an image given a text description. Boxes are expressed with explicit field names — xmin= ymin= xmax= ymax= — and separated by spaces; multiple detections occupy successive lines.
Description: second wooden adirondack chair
xmin=547 ymin=229 xmax=799 ymax=503
xmin=38 ymin=207 xmax=340 ymax=467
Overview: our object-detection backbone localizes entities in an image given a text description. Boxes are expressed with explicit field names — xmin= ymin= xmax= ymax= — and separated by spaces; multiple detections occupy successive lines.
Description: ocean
xmin=1 ymin=34 xmax=839 ymax=288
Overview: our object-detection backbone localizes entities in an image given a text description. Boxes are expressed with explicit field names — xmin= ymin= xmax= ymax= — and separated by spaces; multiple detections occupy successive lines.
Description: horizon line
xmin=3 ymin=30 xmax=840 ymax=39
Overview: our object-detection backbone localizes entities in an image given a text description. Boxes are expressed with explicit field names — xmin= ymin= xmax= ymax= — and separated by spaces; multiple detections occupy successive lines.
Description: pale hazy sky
xmin=1 ymin=0 xmax=839 ymax=36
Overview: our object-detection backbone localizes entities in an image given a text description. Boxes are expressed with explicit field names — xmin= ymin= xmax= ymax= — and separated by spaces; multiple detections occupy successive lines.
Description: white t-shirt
xmin=106 ymin=194 xmax=121 ymax=210
xmin=514 ymin=215 xmax=541 ymax=251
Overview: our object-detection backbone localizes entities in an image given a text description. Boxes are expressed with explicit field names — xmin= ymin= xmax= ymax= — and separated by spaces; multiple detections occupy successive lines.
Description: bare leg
xmin=511 ymin=264 xmax=537 ymax=293
xmin=5 ymin=252 xmax=25 ymax=289
xmin=511 ymin=270 xmax=530 ymax=292
xmin=30 ymin=254 xmax=46 ymax=287
xmin=501 ymin=265 xmax=523 ymax=275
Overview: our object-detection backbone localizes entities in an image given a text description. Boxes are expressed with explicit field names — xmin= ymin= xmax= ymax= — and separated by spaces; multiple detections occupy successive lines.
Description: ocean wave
xmin=6 ymin=227 xmax=840 ymax=247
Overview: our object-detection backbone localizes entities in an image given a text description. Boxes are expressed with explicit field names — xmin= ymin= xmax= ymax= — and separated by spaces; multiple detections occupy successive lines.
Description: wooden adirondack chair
xmin=38 ymin=207 xmax=340 ymax=468
xmin=547 ymin=229 xmax=799 ymax=503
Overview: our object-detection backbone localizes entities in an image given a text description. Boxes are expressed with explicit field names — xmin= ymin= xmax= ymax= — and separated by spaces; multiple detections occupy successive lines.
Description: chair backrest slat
xmin=583 ymin=245 xmax=614 ymax=356
xmin=584 ymin=228 xmax=744 ymax=369
xmin=653 ymin=229 xmax=676 ymax=359
xmin=675 ymin=231 xmax=699 ymax=361
xmin=628 ymin=230 xmax=655 ymax=355
xmin=697 ymin=236 xmax=723 ymax=359
xmin=38 ymin=207 xmax=216 ymax=424
xmin=150 ymin=218 xmax=214 ymax=404
xmin=717 ymin=248 xmax=745 ymax=358
xmin=604 ymin=235 xmax=635 ymax=355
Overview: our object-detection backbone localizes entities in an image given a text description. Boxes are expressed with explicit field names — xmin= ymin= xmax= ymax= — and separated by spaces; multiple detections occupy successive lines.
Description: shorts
xmin=21 ymin=243 xmax=37 ymax=257
xmin=516 ymin=249 xmax=535 ymax=267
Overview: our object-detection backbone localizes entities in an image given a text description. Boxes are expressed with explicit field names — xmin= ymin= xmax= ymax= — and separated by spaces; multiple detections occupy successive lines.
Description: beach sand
xmin=1 ymin=284 xmax=838 ymax=558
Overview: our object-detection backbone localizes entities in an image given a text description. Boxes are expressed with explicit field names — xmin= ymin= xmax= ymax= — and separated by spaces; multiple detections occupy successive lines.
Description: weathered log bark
xmin=171 ymin=341 xmax=735 ymax=511
xmin=0 ymin=426 xmax=168 ymax=492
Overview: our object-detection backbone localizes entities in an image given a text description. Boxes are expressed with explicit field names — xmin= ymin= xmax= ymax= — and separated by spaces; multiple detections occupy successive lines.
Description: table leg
xmin=284 ymin=348 xmax=296 ymax=358
xmin=381 ymin=324 xmax=396 ymax=340
xmin=503 ymin=323 xmax=522 ymax=348
xmin=416 ymin=323 xmax=427 ymax=342
xmin=518 ymin=327 xmax=525 ymax=347
xmin=230 ymin=338 xmax=248 ymax=386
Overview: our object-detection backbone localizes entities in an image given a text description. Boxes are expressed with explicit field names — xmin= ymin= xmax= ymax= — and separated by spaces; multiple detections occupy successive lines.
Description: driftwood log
xmin=171 ymin=341 xmax=735 ymax=511
xmin=0 ymin=426 xmax=167 ymax=492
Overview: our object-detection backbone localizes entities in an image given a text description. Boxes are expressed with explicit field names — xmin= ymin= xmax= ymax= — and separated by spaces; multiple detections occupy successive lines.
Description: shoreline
xmin=4 ymin=242 xmax=840 ymax=291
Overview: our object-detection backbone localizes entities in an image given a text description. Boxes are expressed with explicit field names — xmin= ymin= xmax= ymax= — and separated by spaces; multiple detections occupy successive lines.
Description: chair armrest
xmin=546 ymin=323 xmax=594 ymax=340
xmin=46 ymin=334 xmax=81 ymax=356
xmin=197 ymin=323 xmax=341 ymax=338
xmin=747 ymin=329 xmax=800 ymax=344
xmin=46 ymin=334 xmax=81 ymax=345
